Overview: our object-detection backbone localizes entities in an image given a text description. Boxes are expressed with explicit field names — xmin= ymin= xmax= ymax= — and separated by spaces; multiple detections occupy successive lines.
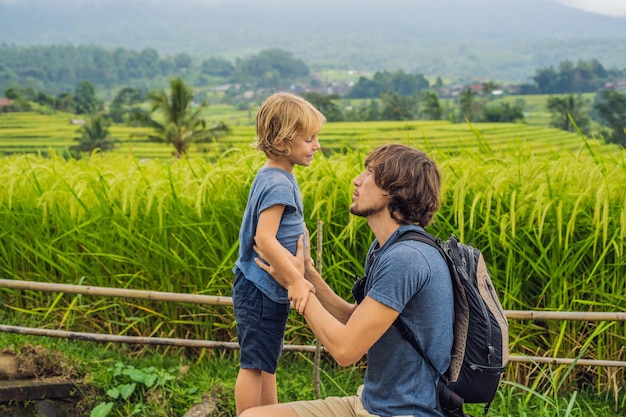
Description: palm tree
xmin=140 ymin=77 xmax=230 ymax=157
xmin=71 ymin=114 xmax=116 ymax=155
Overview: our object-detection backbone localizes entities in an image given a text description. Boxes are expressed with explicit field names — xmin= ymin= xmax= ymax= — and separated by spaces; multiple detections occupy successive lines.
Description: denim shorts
xmin=232 ymin=271 xmax=290 ymax=374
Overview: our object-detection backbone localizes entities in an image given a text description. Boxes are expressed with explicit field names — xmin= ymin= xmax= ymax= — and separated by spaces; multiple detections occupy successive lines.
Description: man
xmin=247 ymin=144 xmax=454 ymax=417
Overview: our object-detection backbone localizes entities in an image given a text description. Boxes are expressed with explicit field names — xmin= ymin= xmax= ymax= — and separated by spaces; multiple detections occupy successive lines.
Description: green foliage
xmin=109 ymin=87 xmax=146 ymax=124
xmin=380 ymin=92 xmax=418 ymax=120
xmin=70 ymin=114 xmax=117 ymax=155
xmin=0 ymin=45 xmax=183 ymax=95
xmin=90 ymin=362 xmax=180 ymax=417
xmin=75 ymin=81 xmax=103 ymax=115
xmin=232 ymin=48 xmax=309 ymax=89
xmin=482 ymin=102 xmax=525 ymax=123
xmin=300 ymin=92 xmax=344 ymax=122
xmin=346 ymin=70 xmax=429 ymax=99
xmin=527 ymin=59 xmax=618 ymax=94
xmin=200 ymin=57 xmax=235 ymax=78
xmin=137 ymin=77 xmax=230 ymax=156
xmin=458 ymin=87 xmax=484 ymax=122
xmin=419 ymin=91 xmax=443 ymax=120
xmin=593 ymin=89 xmax=626 ymax=147
xmin=0 ymin=333 xmax=624 ymax=416
xmin=546 ymin=94 xmax=591 ymax=133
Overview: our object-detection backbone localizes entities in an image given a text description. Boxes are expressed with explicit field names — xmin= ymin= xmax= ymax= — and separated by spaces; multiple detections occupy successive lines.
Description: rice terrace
xmin=0 ymin=106 xmax=625 ymax=416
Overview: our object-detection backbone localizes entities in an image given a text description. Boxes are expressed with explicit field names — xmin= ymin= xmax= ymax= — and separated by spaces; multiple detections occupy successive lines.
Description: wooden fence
xmin=1 ymin=278 xmax=625 ymax=368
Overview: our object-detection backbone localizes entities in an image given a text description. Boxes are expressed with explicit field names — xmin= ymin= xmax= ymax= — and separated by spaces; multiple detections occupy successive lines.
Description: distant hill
xmin=1 ymin=0 xmax=626 ymax=82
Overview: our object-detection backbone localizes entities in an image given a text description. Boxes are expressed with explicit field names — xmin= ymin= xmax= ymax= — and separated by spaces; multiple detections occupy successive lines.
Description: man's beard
xmin=349 ymin=203 xmax=385 ymax=218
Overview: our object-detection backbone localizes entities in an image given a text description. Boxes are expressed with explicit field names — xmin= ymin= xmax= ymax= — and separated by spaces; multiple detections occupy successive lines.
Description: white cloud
xmin=554 ymin=0 xmax=626 ymax=17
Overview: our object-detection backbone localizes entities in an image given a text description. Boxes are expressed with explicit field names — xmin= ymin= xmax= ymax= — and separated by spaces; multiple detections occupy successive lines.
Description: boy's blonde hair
xmin=255 ymin=93 xmax=326 ymax=157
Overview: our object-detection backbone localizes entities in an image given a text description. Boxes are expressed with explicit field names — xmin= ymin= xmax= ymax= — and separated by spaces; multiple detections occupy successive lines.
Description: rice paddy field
xmin=0 ymin=108 xmax=625 ymax=416
xmin=0 ymin=106 xmax=619 ymax=159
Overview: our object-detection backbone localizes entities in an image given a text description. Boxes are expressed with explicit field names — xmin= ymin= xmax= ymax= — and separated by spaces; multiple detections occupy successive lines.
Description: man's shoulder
xmin=388 ymin=233 xmax=442 ymax=260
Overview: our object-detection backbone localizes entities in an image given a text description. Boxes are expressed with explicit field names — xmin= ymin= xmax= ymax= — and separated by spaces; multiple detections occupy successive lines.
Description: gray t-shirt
xmin=234 ymin=167 xmax=306 ymax=304
xmin=361 ymin=224 xmax=454 ymax=417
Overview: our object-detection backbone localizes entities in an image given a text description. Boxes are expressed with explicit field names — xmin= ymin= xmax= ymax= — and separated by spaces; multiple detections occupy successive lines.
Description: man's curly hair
xmin=365 ymin=144 xmax=441 ymax=226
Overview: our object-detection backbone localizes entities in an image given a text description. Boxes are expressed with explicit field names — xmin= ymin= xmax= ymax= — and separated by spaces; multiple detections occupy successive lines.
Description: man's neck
xmin=368 ymin=214 xmax=401 ymax=247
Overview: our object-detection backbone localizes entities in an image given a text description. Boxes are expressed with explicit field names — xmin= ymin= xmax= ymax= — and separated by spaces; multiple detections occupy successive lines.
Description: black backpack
xmin=352 ymin=230 xmax=509 ymax=417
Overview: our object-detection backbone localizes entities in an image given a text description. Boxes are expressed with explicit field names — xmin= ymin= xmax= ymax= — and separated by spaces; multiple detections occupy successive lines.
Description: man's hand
xmin=254 ymin=234 xmax=316 ymax=313
xmin=254 ymin=234 xmax=307 ymax=284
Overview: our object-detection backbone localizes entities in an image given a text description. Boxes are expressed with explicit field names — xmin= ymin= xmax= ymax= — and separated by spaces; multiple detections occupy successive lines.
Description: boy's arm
xmin=255 ymin=205 xmax=314 ymax=312
xmin=255 ymin=204 xmax=303 ymax=284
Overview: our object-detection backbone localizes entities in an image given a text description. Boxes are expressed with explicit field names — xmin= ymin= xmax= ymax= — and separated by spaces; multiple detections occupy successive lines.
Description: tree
xmin=346 ymin=70 xmax=429 ymax=99
xmin=234 ymin=49 xmax=309 ymax=88
xmin=458 ymin=88 xmax=483 ymax=122
xmin=55 ymin=92 xmax=76 ymax=113
xmin=380 ymin=92 xmax=417 ymax=121
xmin=345 ymin=100 xmax=380 ymax=121
xmin=4 ymin=86 xmax=21 ymax=100
xmin=70 ymin=114 xmax=116 ymax=155
xmin=173 ymin=53 xmax=192 ymax=71
xmin=482 ymin=103 xmax=524 ymax=123
xmin=140 ymin=77 xmax=230 ymax=157
xmin=109 ymin=87 xmax=146 ymax=123
xmin=200 ymin=57 xmax=235 ymax=78
xmin=75 ymin=81 xmax=102 ymax=115
xmin=300 ymin=92 xmax=343 ymax=122
xmin=419 ymin=91 xmax=443 ymax=120
xmin=594 ymin=89 xmax=626 ymax=147
xmin=546 ymin=94 xmax=590 ymax=133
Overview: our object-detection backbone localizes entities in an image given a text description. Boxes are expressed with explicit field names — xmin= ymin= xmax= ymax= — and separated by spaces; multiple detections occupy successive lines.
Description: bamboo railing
xmin=1 ymin=278 xmax=625 ymax=368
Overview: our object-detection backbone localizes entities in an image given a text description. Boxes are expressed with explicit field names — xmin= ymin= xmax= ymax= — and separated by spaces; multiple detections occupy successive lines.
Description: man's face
xmin=349 ymin=167 xmax=389 ymax=218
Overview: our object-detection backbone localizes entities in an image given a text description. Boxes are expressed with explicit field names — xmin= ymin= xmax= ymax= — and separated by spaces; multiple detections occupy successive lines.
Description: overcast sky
xmin=1 ymin=0 xmax=626 ymax=18
xmin=554 ymin=0 xmax=626 ymax=16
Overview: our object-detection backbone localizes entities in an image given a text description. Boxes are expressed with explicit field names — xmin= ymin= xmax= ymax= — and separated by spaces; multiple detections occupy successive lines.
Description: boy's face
xmin=281 ymin=132 xmax=321 ymax=168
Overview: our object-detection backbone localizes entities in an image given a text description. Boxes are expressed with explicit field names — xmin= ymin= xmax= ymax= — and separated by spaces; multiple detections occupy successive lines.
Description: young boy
xmin=232 ymin=92 xmax=326 ymax=416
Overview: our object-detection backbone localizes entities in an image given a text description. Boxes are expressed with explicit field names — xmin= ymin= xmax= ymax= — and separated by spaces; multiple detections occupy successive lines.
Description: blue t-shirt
xmin=234 ymin=167 xmax=306 ymax=304
xmin=361 ymin=224 xmax=454 ymax=417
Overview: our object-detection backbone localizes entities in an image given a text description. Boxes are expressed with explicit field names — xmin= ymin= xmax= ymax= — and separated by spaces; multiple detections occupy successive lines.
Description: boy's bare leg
xmin=235 ymin=368 xmax=262 ymax=416
xmin=259 ymin=370 xmax=278 ymax=405
xmin=236 ymin=368 xmax=281 ymax=416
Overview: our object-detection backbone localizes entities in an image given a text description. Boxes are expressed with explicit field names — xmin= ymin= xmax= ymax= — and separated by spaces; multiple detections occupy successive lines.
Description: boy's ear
xmin=274 ymin=140 xmax=285 ymax=152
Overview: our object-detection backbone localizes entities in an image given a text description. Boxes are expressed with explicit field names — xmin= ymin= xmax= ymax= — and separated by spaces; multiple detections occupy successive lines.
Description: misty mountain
xmin=1 ymin=0 xmax=626 ymax=81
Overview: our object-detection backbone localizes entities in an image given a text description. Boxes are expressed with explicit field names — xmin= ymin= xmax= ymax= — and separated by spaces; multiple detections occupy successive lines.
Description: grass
xmin=0 ymin=332 xmax=624 ymax=417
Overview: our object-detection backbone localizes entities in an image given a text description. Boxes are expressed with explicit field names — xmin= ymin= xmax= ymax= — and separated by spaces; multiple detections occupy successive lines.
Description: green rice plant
xmin=0 ymin=128 xmax=624 ymax=399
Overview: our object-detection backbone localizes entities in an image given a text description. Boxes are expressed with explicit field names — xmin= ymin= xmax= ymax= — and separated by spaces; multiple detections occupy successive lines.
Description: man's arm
xmin=254 ymin=235 xmax=399 ymax=366
xmin=254 ymin=233 xmax=354 ymax=323
xmin=303 ymin=265 xmax=355 ymax=325
xmin=303 ymin=293 xmax=399 ymax=366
